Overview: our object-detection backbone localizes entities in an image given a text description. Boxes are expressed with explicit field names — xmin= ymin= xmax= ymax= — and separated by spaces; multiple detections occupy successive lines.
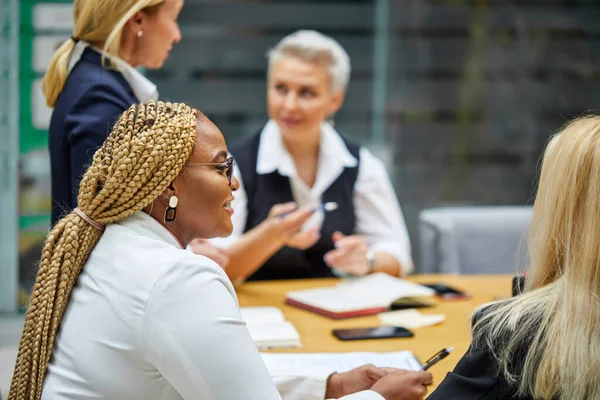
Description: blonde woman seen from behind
xmin=46 ymin=0 xmax=182 ymax=227
xmin=428 ymin=115 xmax=600 ymax=400
xmin=10 ymin=101 xmax=431 ymax=400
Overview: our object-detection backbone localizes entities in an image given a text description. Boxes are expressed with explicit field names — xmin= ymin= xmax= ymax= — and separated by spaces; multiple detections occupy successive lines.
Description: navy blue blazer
xmin=426 ymin=343 xmax=530 ymax=400
xmin=49 ymin=48 xmax=138 ymax=226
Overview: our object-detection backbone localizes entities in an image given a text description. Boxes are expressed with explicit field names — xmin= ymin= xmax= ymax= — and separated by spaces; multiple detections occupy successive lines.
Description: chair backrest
xmin=418 ymin=206 xmax=532 ymax=274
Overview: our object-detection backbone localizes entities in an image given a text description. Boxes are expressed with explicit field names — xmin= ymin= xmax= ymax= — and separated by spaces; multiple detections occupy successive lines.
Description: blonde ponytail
xmin=41 ymin=38 xmax=77 ymax=107
xmin=9 ymin=101 xmax=198 ymax=400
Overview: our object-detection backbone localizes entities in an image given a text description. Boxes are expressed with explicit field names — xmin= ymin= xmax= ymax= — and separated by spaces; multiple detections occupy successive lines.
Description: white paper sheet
xmin=260 ymin=350 xmax=422 ymax=374
xmin=240 ymin=307 xmax=302 ymax=349
xmin=240 ymin=306 xmax=286 ymax=324
xmin=378 ymin=309 xmax=446 ymax=329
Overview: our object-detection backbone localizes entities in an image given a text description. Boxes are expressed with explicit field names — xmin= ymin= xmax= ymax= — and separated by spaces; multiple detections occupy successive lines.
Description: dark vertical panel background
xmin=147 ymin=0 xmax=600 ymax=270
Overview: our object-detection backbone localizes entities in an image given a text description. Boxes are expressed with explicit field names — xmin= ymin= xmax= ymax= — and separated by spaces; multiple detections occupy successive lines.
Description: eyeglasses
xmin=187 ymin=157 xmax=234 ymax=187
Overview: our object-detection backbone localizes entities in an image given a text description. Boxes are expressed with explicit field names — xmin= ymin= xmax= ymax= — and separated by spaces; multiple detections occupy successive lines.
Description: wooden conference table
xmin=236 ymin=274 xmax=513 ymax=390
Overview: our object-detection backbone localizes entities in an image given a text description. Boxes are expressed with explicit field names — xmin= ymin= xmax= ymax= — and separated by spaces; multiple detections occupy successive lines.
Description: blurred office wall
xmin=16 ymin=0 xmax=70 ymax=310
xmin=148 ymin=0 xmax=600 ymax=267
xmin=1 ymin=0 xmax=19 ymax=312
xmin=387 ymin=0 xmax=600 ymax=256
xmin=11 ymin=0 xmax=600 ymax=308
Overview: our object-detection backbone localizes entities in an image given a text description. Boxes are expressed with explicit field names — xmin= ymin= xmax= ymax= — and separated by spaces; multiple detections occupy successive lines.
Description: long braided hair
xmin=9 ymin=101 xmax=198 ymax=400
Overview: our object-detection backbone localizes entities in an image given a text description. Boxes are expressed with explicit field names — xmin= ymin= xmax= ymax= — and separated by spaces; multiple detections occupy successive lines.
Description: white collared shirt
xmin=212 ymin=120 xmax=414 ymax=274
xmin=67 ymin=40 xmax=159 ymax=103
xmin=41 ymin=212 xmax=383 ymax=400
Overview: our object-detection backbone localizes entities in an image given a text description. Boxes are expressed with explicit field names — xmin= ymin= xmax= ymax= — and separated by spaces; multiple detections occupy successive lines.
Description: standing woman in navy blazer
xmin=44 ymin=0 xmax=183 ymax=226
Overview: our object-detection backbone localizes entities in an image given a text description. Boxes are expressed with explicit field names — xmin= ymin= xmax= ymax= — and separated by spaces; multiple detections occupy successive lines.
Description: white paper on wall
xmin=33 ymin=35 xmax=70 ymax=73
xmin=32 ymin=79 xmax=52 ymax=130
xmin=33 ymin=4 xmax=73 ymax=31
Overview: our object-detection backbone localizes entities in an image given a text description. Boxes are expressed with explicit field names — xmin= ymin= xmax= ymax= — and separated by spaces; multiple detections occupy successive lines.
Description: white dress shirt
xmin=212 ymin=120 xmax=414 ymax=274
xmin=67 ymin=40 xmax=159 ymax=103
xmin=41 ymin=212 xmax=384 ymax=400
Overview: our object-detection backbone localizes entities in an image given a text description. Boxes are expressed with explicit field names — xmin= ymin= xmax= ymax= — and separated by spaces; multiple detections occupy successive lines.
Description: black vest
xmin=229 ymin=131 xmax=360 ymax=281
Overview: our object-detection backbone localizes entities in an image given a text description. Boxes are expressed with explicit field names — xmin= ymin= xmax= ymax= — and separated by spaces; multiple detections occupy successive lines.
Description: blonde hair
xmin=42 ymin=0 xmax=165 ymax=107
xmin=472 ymin=115 xmax=600 ymax=399
xmin=267 ymin=30 xmax=351 ymax=94
xmin=9 ymin=101 xmax=198 ymax=400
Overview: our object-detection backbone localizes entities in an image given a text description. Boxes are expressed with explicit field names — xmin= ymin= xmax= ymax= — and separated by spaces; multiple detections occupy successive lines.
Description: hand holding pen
xmin=267 ymin=202 xmax=339 ymax=249
xmin=270 ymin=202 xmax=339 ymax=249
xmin=267 ymin=202 xmax=319 ymax=249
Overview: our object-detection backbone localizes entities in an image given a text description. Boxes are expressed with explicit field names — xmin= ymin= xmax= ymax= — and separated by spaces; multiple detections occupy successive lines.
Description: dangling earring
xmin=137 ymin=30 xmax=143 ymax=38
xmin=164 ymin=195 xmax=178 ymax=223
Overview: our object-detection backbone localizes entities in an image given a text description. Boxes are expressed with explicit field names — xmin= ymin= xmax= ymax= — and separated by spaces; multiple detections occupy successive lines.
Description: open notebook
xmin=240 ymin=307 xmax=302 ymax=349
xmin=285 ymin=273 xmax=436 ymax=319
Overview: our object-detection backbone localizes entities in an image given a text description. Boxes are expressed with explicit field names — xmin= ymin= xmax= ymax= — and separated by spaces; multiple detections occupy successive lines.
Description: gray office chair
xmin=418 ymin=206 xmax=532 ymax=274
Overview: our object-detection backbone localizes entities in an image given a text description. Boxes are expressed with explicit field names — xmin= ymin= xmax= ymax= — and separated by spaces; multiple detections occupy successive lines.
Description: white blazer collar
xmin=116 ymin=211 xmax=183 ymax=249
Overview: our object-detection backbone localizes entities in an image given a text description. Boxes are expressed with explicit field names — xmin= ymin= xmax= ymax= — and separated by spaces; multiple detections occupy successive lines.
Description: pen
xmin=420 ymin=347 xmax=454 ymax=371
xmin=278 ymin=202 xmax=338 ymax=218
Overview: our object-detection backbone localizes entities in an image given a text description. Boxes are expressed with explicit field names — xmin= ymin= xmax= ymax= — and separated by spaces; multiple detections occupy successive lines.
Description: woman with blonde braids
xmin=10 ymin=101 xmax=431 ymax=400
xmin=428 ymin=115 xmax=600 ymax=400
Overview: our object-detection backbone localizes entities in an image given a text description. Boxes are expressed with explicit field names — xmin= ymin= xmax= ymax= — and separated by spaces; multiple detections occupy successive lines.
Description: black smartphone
xmin=423 ymin=283 xmax=470 ymax=300
xmin=332 ymin=326 xmax=414 ymax=341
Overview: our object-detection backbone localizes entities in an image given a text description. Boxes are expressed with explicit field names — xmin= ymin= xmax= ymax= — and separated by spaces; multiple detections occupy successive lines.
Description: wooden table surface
xmin=236 ymin=274 xmax=512 ymax=387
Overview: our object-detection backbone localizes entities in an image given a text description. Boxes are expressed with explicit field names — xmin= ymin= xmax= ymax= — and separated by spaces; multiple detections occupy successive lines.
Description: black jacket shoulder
xmin=427 ymin=305 xmax=532 ymax=400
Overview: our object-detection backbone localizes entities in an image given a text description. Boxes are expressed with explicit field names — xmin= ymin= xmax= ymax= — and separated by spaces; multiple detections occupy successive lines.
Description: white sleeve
xmin=271 ymin=371 xmax=328 ymax=400
xmin=354 ymin=148 xmax=414 ymax=275
xmin=141 ymin=259 xmax=281 ymax=400
xmin=338 ymin=392 xmax=386 ymax=400
xmin=210 ymin=161 xmax=247 ymax=248
xmin=140 ymin=258 xmax=378 ymax=400
xmin=270 ymin=370 xmax=384 ymax=400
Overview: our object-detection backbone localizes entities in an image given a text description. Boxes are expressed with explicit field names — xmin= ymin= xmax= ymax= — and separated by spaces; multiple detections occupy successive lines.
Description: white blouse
xmin=41 ymin=212 xmax=383 ymax=400
xmin=212 ymin=120 xmax=414 ymax=274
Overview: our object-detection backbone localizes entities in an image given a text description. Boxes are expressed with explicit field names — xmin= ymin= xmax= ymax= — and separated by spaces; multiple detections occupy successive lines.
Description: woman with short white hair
xmin=208 ymin=30 xmax=413 ymax=282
